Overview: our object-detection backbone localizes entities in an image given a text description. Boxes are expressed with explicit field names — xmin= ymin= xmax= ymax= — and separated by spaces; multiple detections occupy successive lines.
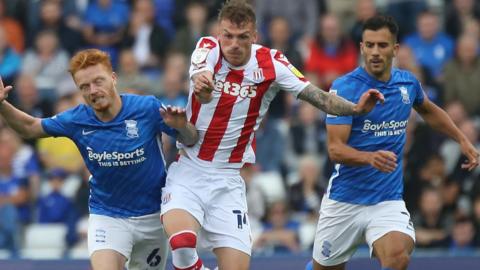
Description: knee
xmin=382 ymin=251 xmax=410 ymax=270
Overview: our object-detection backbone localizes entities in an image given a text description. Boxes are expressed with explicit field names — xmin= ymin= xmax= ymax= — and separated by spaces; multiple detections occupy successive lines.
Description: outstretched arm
xmin=0 ymin=77 xmax=48 ymax=139
xmin=297 ymin=84 xmax=384 ymax=116
xmin=414 ymin=97 xmax=479 ymax=171
xmin=160 ymin=105 xmax=198 ymax=146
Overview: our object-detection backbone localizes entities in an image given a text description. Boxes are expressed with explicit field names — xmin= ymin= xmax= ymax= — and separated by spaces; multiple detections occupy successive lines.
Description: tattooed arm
xmin=297 ymin=84 xmax=383 ymax=116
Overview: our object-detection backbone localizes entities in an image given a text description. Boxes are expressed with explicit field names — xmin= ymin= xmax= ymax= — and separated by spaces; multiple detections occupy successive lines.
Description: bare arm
xmin=414 ymin=97 xmax=479 ymax=170
xmin=176 ymin=122 xmax=198 ymax=146
xmin=297 ymin=84 xmax=384 ymax=116
xmin=0 ymin=78 xmax=48 ymax=139
xmin=191 ymin=71 xmax=214 ymax=104
xmin=327 ymin=124 xmax=398 ymax=172
xmin=160 ymin=106 xmax=198 ymax=146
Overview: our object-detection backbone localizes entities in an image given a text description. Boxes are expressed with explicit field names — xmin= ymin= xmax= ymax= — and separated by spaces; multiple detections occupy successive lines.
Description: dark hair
xmin=218 ymin=0 xmax=256 ymax=27
xmin=362 ymin=15 xmax=399 ymax=42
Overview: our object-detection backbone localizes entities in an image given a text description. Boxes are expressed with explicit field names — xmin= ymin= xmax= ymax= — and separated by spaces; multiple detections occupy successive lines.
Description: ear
xmin=112 ymin=72 xmax=117 ymax=84
xmin=393 ymin=43 xmax=400 ymax=58
xmin=359 ymin=42 xmax=364 ymax=55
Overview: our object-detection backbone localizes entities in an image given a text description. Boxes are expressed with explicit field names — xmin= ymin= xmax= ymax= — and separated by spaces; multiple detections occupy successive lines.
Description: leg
xmin=312 ymin=260 xmax=345 ymax=270
xmin=214 ymin=247 xmax=250 ymax=270
xmin=91 ymin=250 xmax=127 ymax=270
xmin=162 ymin=209 xmax=204 ymax=270
xmin=372 ymin=231 xmax=414 ymax=270
xmin=128 ymin=213 xmax=168 ymax=270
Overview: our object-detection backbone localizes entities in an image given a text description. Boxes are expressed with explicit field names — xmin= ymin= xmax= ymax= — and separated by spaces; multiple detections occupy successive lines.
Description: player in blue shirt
xmin=0 ymin=49 xmax=198 ymax=270
xmin=310 ymin=16 xmax=479 ymax=270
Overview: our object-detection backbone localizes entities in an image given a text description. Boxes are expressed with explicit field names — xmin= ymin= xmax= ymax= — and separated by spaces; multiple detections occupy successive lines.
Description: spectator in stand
xmin=172 ymin=1 xmax=209 ymax=57
xmin=158 ymin=70 xmax=187 ymax=108
xmin=350 ymin=0 xmax=377 ymax=48
xmin=12 ymin=73 xmax=54 ymax=120
xmin=285 ymin=102 xmax=326 ymax=171
xmin=22 ymin=29 xmax=70 ymax=102
xmin=37 ymin=167 xmax=78 ymax=246
xmin=304 ymin=14 xmax=357 ymax=90
xmin=0 ymin=25 xmax=21 ymax=86
xmin=254 ymin=200 xmax=301 ymax=253
xmin=449 ymin=216 xmax=477 ymax=253
xmin=255 ymin=0 xmax=318 ymax=43
xmin=116 ymin=49 xmax=160 ymax=95
xmin=445 ymin=0 xmax=480 ymax=40
xmin=472 ymin=195 xmax=480 ymax=246
xmin=385 ymin=0 xmax=428 ymax=40
xmin=413 ymin=186 xmax=452 ymax=248
xmin=0 ymin=0 xmax=24 ymax=53
xmin=403 ymin=11 xmax=455 ymax=81
xmin=27 ymin=0 xmax=83 ymax=55
xmin=265 ymin=17 xmax=303 ymax=120
xmin=288 ymin=154 xmax=324 ymax=216
xmin=443 ymin=35 xmax=480 ymax=117
xmin=122 ymin=0 xmax=169 ymax=70
xmin=82 ymin=0 xmax=130 ymax=67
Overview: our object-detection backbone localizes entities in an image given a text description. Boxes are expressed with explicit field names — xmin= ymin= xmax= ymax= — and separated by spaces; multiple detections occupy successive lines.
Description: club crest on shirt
xmin=399 ymin=86 xmax=410 ymax=104
xmin=125 ymin=120 xmax=139 ymax=138
xmin=252 ymin=68 xmax=264 ymax=82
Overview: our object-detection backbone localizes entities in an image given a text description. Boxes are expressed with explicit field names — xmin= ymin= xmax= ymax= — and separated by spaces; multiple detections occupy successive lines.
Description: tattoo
xmin=177 ymin=123 xmax=199 ymax=146
xmin=298 ymin=84 xmax=356 ymax=116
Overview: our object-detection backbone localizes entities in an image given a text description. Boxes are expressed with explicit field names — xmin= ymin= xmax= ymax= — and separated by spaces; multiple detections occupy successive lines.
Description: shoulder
xmin=392 ymin=68 xmax=419 ymax=84
xmin=196 ymin=36 xmax=219 ymax=49
xmin=332 ymin=68 xmax=362 ymax=89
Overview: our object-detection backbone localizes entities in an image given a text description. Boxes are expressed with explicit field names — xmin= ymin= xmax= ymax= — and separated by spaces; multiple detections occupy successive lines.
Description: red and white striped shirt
xmin=181 ymin=36 xmax=310 ymax=168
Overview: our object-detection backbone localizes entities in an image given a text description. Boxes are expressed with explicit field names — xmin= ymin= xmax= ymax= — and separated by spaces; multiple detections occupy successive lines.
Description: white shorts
xmin=160 ymin=157 xmax=252 ymax=255
xmin=312 ymin=197 xmax=415 ymax=266
xmin=88 ymin=212 xmax=168 ymax=270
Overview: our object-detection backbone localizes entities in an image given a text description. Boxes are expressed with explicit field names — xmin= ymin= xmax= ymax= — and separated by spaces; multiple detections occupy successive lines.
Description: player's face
xmin=218 ymin=19 xmax=257 ymax=66
xmin=73 ymin=64 xmax=117 ymax=112
xmin=361 ymin=27 xmax=399 ymax=80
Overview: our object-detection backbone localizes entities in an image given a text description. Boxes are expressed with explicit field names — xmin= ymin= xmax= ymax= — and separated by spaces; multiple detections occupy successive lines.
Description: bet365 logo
xmin=214 ymin=80 xmax=257 ymax=98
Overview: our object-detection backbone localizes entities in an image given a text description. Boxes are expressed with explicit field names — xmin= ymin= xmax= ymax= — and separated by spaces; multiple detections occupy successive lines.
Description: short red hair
xmin=69 ymin=49 xmax=113 ymax=76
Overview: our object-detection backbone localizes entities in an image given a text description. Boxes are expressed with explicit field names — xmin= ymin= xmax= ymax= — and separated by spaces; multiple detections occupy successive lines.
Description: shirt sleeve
xmin=271 ymin=50 xmax=310 ymax=97
xmin=189 ymin=36 xmax=221 ymax=78
xmin=41 ymin=107 xmax=77 ymax=137
xmin=150 ymin=96 xmax=178 ymax=138
xmin=325 ymin=78 xmax=355 ymax=125
xmin=412 ymin=76 xmax=425 ymax=106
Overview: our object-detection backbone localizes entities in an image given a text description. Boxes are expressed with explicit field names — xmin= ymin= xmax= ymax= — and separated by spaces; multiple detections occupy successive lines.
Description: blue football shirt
xmin=325 ymin=67 xmax=425 ymax=205
xmin=41 ymin=94 xmax=177 ymax=217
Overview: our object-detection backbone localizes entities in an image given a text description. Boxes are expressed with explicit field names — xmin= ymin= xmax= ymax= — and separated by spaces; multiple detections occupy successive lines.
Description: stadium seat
xmin=21 ymin=224 xmax=67 ymax=259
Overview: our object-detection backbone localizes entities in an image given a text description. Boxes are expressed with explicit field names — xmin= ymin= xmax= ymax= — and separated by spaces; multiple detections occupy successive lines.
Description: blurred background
xmin=1 ymin=0 xmax=480 ymax=269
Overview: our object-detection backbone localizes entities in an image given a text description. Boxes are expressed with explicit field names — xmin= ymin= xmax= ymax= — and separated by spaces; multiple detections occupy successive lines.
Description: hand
xmin=159 ymin=105 xmax=187 ymax=130
xmin=459 ymin=139 xmax=479 ymax=171
xmin=0 ymin=76 xmax=13 ymax=104
xmin=192 ymin=71 xmax=214 ymax=103
xmin=368 ymin=150 xmax=397 ymax=173
xmin=354 ymin=89 xmax=384 ymax=115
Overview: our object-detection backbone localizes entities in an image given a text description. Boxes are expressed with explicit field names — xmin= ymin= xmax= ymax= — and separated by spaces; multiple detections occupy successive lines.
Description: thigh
xmin=161 ymin=161 xmax=205 ymax=227
xmin=201 ymin=174 xmax=252 ymax=256
xmin=88 ymin=214 xmax=134 ymax=260
xmin=372 ymin=231 xmax=414 ymax=263
xmin=91 ymin=249 xmax=127 ymax=270
xmin=312 ymin=197 xmax=365 ymax=267
xmin=366 ymin=200 xmax=415 ymax=257
xmin=129 ymin=214 xmax=169 ymax=270
xmin=214 ymin=247 xmax=250 ymax=270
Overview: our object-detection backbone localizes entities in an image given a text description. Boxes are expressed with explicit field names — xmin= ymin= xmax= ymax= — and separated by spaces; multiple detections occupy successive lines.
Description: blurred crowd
xmin=1 ymin=0 xmax=480 ymax=258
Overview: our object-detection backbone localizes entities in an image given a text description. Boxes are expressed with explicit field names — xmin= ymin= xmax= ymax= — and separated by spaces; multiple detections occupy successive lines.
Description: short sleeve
xmin=189 ymin=36 xmax=221 ymax=78
xmin=412 ymin=76 xmax=425 ymax=106
xmin=272 ymin=50 xmax=310 ymax=97
xmin=41 ymin=107 xmax=77 ymax=137
xmin=150 ymin=96 xmax=178 ymax=138
xmin=325 ymin=78 xmax=355 ymax=125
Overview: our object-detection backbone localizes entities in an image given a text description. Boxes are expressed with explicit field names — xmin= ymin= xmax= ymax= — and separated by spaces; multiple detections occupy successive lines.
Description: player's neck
xmin=366 ymin=67 xmax=392 ymax=82
xmin=94 ymin=95 xmax=123 ymax=122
